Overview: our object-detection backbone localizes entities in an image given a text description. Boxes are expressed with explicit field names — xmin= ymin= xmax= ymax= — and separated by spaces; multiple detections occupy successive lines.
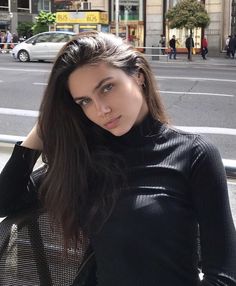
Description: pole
xmin=125 ymin=9 xmax=128 ymax=42
xmin=115 ymin=0 xmax=119 ymax=36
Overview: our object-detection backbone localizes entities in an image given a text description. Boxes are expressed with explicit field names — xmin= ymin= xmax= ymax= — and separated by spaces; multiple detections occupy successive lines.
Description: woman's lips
xmin=104 ymin=115 xmax=121 ymax=130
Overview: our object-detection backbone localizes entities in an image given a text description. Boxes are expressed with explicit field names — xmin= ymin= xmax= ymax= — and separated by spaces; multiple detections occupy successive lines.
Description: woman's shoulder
xmin=162 ymin=124 xmax=200 ymax=143
xmin=162 ymin=124 xmax=220 ymax=158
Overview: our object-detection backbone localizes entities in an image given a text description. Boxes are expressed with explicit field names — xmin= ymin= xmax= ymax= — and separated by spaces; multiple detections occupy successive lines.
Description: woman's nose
xmin=94 ymin=99 xmax=111 ymax=116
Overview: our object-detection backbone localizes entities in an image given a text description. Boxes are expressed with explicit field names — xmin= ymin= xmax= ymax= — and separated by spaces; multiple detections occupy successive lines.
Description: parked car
xmin=12 ymin=31 xmax=76 ymax=62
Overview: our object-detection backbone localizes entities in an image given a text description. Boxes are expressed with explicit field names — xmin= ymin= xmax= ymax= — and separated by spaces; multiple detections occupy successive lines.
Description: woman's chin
xmin=107 ymin=126 xmax=131 ymax=137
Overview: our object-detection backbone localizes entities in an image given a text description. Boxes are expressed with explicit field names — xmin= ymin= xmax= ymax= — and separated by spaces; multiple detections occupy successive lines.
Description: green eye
xmin=103 ymin=83 xmax=113 ymax=93
xmin=77 ymin=98 xmax=91 ymax=107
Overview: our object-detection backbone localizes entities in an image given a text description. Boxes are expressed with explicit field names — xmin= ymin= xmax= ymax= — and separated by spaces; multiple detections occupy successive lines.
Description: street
xmin=0 ymin=53 xmax=236 ymax=225
xmin=0 ymin=53 xmax=235 ymax=160
xmin=150 ymin=58 xmax=236 ymax=161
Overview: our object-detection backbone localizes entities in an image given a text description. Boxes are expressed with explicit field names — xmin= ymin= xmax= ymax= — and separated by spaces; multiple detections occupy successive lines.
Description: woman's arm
xmin=21 ymin=123 xmax=43 ymax=150
xmin=0 ymin=124 xmax=42 ymax=217
xmin=190 ymin=136 xmax=236 ymax=285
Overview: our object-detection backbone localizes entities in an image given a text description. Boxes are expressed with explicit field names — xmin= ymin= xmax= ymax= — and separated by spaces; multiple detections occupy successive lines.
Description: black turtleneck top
xmin=0 ymin=115 xmax=236 ymax=286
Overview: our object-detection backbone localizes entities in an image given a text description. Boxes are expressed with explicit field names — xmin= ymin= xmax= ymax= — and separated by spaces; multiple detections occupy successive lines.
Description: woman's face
xmin=68 ymin=62 xmax=148 ymax=136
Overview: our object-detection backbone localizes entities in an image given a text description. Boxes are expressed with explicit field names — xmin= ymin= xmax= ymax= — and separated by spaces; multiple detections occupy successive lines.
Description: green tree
xmin=32 ymin=11 xmax=56 ymax=35
xmin=166 ymin=0 xmax=210 ymax=61
xmin=17 ymin=22 xmax=34 ymax=39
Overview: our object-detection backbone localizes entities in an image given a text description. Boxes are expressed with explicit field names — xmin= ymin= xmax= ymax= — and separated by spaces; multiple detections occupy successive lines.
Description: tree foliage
xmin=32 ymin=11 xmax=56 ymax=35
xmin=17 ymin=22 xmax=34 ymax=38
xmin=166 ymin=0 xmax=210 ymax=30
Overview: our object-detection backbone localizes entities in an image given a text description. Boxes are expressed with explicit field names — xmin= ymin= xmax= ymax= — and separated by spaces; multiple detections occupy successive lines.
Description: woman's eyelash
xmin=102 ymin=83 xmax=113 ymax=93
xmin=75 ymin=83 xmax=113 ymax=106
xmin=76 ymin=98 xmax=91 ymax=107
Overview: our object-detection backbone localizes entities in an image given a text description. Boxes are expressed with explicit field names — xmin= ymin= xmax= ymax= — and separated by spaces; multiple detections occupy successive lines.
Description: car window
xmin=35 ymin=34 xmax=53 ymax=43
xmin=25 ymin=36 xmax=37 ymax=44
xmin=51 ymin=33 xmax=71 ymax=43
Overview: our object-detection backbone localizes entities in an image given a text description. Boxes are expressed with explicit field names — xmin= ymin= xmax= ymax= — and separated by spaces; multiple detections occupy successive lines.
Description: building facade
xmin=145 ymin=0 xmax=235 ymax=55
xmin=0 ymin=0 xmax=235 ymax=55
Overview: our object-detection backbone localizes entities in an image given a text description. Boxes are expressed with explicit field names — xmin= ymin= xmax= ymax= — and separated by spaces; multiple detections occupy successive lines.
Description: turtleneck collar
xmin=105 ymin=113 xmax=164 ymax=148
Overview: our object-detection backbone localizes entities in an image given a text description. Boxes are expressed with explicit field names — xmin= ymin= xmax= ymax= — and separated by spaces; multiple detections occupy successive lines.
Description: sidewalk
xmin=148 ymin=53 xmax=236 ymax=67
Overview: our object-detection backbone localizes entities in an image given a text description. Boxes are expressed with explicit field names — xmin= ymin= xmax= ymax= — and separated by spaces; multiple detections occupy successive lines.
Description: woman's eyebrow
xmin=93 ymin=77 xmax=113 ymax=92
xmin=73 ymin=77 xmax=113 ymax=101
xmin=74 ymin=96 xmax=87 ymax=102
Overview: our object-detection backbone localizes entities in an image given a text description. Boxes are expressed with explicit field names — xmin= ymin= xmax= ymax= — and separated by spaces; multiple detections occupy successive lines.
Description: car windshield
xmin=25 ymin=35 xmax=37 ymax=44
xmin=24 ymin=33 xmax=74 ymax=44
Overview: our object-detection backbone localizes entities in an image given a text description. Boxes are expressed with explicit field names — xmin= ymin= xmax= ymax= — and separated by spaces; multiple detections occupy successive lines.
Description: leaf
xmin=166 ymin=0 xmax=210 ymax=29
xmin=32 ymin=11 xmax=56 ymax=35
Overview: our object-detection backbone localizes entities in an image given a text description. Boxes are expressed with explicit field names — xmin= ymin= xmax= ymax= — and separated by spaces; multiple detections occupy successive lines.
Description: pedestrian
xmin=6 ymin=30 xmax=12 ymax=50
xmin=185 ymin=35 xmax=194 ymax=60
xmin=128 ymin=31 xmax=136 ymax=46
xmin=169 ymin=35 xmax=176 ymax=59
xmin=0 ymin=31 xmax=236 ymax=286
xmin=231 ymin=34 xmax=236 ymax=59
xmin=225 ymin=35 xmax=231 ymax=58
xmin=0 ymin=32 xmax=3 ymax=50
xmin=159 ymin=34 xmax=166 ymax=55
xmin=201 ymin=35 xmax=208 ymax=60
xmin=229 ymin=35 xmax=236 ymax=59
xmin=12 ymin=33 xmax=19 ymax=44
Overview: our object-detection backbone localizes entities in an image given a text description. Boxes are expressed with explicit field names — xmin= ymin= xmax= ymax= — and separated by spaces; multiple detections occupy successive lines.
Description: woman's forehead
xmin=68 ymin=63 xmax=122 ymax=97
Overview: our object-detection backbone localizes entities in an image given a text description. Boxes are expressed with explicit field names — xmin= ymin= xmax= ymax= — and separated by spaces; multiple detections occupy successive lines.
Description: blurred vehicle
xmin=12 ymin=31 xmax=76 ymax=62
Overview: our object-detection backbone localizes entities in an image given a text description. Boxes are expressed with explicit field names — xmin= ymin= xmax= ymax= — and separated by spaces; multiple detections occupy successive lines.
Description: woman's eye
xmin=102 ymin=83 xmax=113 ymax=93
xmin=76 ymin=98 xmax=91 ymax=107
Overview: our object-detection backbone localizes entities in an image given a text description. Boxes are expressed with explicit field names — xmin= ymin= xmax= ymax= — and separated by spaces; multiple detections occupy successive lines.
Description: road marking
xmin=0 ymin=107 xmax=235 ymax=136
xmin=0 ymin=106 xmax=235 ymax=136
xmin=223 ymin=159 xmax=236 ymax=168
xmin=0 ymin=107 xmax=235 ymax=137
xmin=228 ymin=181 xmax=236 ymax=186
xmin=0 ymin=108 xmax=39 ymax=117
xmin=0 ymin=133 xmax=26 ymax=143
xmin=0 ymin=67 xmax=50 ymax=73
xmin=151 ymin=63 xmax=236 ymax=71
xmin=177 ymin=126 xmax=236 ymax=136
xmin=160 ymin=91 xmax=234 ymax=97
xmin=33 ymin=82 xmax=47 ymax=85
xmin=156 ymin=76 xmax=236 ymax=83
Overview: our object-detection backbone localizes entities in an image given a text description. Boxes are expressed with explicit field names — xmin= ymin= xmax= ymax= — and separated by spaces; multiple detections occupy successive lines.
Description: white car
xmin=12 ymin=31 xmax=76 ymax=62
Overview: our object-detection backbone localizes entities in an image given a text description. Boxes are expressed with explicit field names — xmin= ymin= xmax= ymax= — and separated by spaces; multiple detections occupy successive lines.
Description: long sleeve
xmin=190 ymin=136 xmax=236 ymax=285
xmin=0 ymin=143 xmax=41 ymax=217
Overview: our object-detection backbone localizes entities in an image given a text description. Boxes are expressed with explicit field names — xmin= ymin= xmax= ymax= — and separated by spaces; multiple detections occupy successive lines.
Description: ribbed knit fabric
xmin=91 ymin=115 xmax=236 ymax=286
xmin=0 ymin=143 xmax=41 ymax=216
xmin=0 ymin=115 xmax=236 ymax=286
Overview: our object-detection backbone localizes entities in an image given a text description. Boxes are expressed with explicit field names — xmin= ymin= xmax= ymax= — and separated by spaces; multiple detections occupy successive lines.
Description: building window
xmin=53 ymin=0 xmax=73 ymax=11
xmin=110 ymin=0 xmax=144 ymax=47
xmin=0 ymin=0 xmax=9 ymax=11
xmin=37 ymin=0 xmax=50 ymax=11
xmin=17 ymin=0 xmax=30 ymax=12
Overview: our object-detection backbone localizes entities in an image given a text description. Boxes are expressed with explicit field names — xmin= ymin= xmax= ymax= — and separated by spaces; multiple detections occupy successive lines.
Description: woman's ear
xmin=135 ymin=71 xmax=145 ymax=86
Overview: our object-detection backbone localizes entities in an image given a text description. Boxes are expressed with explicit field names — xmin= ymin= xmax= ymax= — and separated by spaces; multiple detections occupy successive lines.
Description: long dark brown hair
xmin=38 ymin=31 xmax=168 ymax=245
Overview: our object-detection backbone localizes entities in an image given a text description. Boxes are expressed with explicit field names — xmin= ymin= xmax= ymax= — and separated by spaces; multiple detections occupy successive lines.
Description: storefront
xmin=109 ymin=0 xmax=144 ymax=47
xmin=166 ymin=26 xmax=202 ymax=53
xmin=164 ymin=0 xmax=204 ymax=52
xmin=55 ymin=10 xmax=109 ymax=33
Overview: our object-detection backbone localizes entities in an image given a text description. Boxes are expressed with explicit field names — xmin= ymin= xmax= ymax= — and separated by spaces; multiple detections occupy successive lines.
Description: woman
xmin=201 ymin=35 xmax=208 ymax=60
xmin=0 ymin=31 xmax=236 ymax=286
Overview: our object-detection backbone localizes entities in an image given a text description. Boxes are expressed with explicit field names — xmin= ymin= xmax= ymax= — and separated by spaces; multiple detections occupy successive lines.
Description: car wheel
xmin=18 ymin=50 xmax=30 ymax=62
